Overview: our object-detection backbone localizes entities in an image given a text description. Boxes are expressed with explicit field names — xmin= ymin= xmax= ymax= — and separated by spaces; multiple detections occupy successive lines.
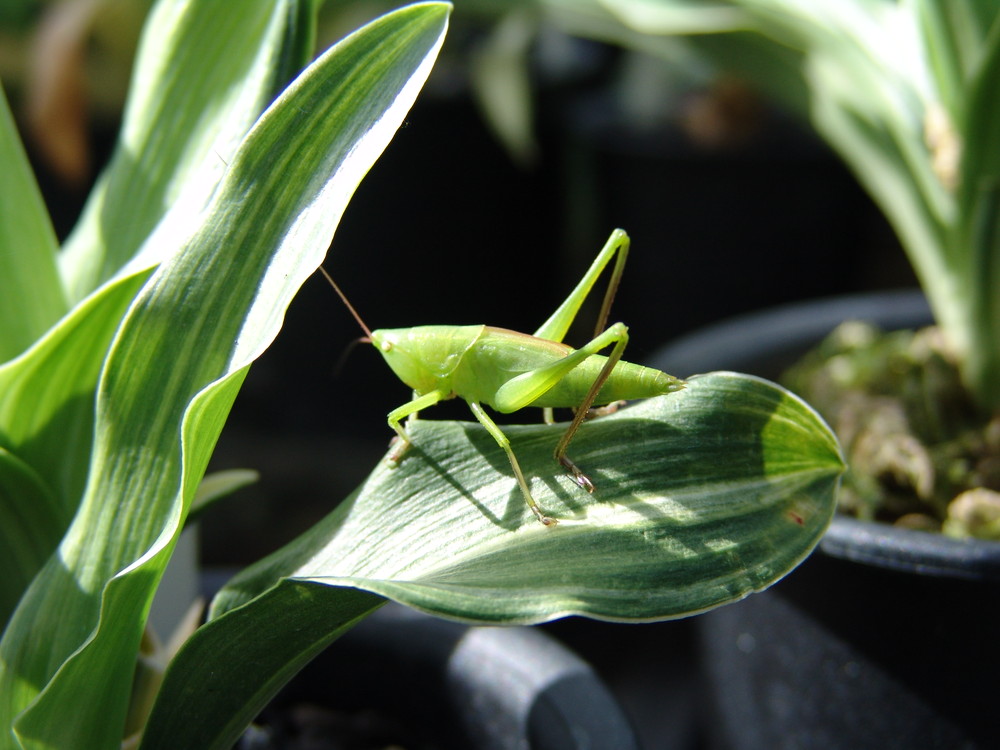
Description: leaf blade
xmin=955 ymin=15 xmax=1000 ymax=408
xmin=212 ymin=373 xmax=841 ymax=622
xmin=0 ymin=84 xmax=65 ymax=361
xmin=140 ymin=584 xmax=385 ymax=750
xmin=0 ymin=448 xmax=63 ymax=627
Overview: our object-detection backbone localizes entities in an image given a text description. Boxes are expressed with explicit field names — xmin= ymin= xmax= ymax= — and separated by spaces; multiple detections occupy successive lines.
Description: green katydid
xmin=321 ymin=229 xmax=684 ymax=526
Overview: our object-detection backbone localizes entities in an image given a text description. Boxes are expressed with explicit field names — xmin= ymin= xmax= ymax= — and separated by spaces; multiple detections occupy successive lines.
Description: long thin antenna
xmin=318 ymin=266 xmax=373 ymax=340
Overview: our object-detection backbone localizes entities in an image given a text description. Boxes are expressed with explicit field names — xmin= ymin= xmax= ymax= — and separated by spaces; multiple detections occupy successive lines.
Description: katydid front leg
xmin=388 ymin=389 xmax=555 ymax=524
xmin=386 ymin=388 xmax=449 ymax=463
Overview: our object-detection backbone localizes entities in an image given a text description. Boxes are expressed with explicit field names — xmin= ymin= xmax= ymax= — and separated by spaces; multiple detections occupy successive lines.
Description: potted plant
xmin=535 ymin=1 xmax=1000 ymax=746
xmin=650 ymin=293 xmax=999 ymax=749
xmin=0 ymin=2 xmax=843 ymax=749
xmin=532 ymin=0 xmax=1000 ymax=533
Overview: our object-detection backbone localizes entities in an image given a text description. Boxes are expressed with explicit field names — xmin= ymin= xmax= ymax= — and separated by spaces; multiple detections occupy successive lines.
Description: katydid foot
xmin=558 ymin=455 xmax=596 ymax=494
xmin=386 ymin=434 xmax=411 ymax=465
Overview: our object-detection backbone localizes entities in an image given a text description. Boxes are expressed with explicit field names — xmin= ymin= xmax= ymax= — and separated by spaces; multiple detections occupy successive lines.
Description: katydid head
xmin=370 ymin=325 xmax=480 ymax=396
xmin=318 ymin=266 xmax=443 ymax=392
xmin=368 ymin=328 xmax=441 ymax=394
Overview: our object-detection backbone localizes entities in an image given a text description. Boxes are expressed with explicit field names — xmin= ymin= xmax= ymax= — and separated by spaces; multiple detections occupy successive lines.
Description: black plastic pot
xmin=227 ymin=598 xmax=640 ymax=750
xmin=647 ymin=291 xmax=1000 ymax=750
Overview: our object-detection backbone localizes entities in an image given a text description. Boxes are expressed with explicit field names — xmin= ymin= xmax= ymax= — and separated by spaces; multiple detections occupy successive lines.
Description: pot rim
xmin=648 ymin=289 xmax=1000 ymax=581
xmin=824 ymin=514 xmax=1000 ymax=580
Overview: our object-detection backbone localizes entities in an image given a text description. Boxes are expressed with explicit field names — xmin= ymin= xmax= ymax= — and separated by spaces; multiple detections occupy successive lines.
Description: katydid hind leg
xmin=468 ymin=402 xmax=557 ymax=526
xmin=493 ymin=319 xmax=630 ymax=414
xmin=553 ymin=323 xmax=630 ymax=493
xmin=386 ymin=389 xmax=448 ymax=464
xmin=533 ymin=229 xmax=630 ymax=344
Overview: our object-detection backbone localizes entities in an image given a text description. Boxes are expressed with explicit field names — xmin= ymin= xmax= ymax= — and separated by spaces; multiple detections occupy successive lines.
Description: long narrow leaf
xmin=0 ymin=85 xmax=65 ymax=361
xmin=141 ymin=585 xmax=385 ymax=750
xmin=956 ymin=16 xmax=1000 ymax=409
xmin=0 ymin=448 xmax=63 ymax=627
xmin=915 ymin=0 xmax=1000 ymax=120
xmin=0 ymin=5 xmax=450 ymax=749
xmin=58 ymin=0 xmax=317 ymax=303
xmin=0 ymin=274 xmax=149 ymax=617
xmin=0 ymin=0 xmax=320 ymax=568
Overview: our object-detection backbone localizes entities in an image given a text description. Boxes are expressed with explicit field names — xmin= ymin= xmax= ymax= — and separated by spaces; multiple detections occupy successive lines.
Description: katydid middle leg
xmin=468 ymin=402 xmax=556 ymax=526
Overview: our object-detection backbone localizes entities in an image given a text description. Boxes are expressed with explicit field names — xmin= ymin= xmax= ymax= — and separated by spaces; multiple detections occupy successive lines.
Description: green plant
xmin=516 ymin=0 xmax=1000 ymax=406
xmin=0 ymin=1 xmax=842 ymax=748
xmin=520 ymin=0 xmax=1000 ymax=536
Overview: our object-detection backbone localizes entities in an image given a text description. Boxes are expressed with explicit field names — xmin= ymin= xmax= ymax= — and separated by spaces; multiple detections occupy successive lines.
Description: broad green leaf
xmin=144 ymin=372 xmax=842 ymax=750
xmin=0 ymin=85 xmax=65 ymax=361
xmin=217 ymin=372 xmax=842 ymax=620
xmin=58 ymin=0 xmax=317 ymax=303
xmin=0 ymin=4 xmax=450 ymax=749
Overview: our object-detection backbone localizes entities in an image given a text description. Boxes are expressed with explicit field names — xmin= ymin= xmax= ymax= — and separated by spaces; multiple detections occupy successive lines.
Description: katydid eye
xmin=380 ymin=341 xmax=393 ymax=353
